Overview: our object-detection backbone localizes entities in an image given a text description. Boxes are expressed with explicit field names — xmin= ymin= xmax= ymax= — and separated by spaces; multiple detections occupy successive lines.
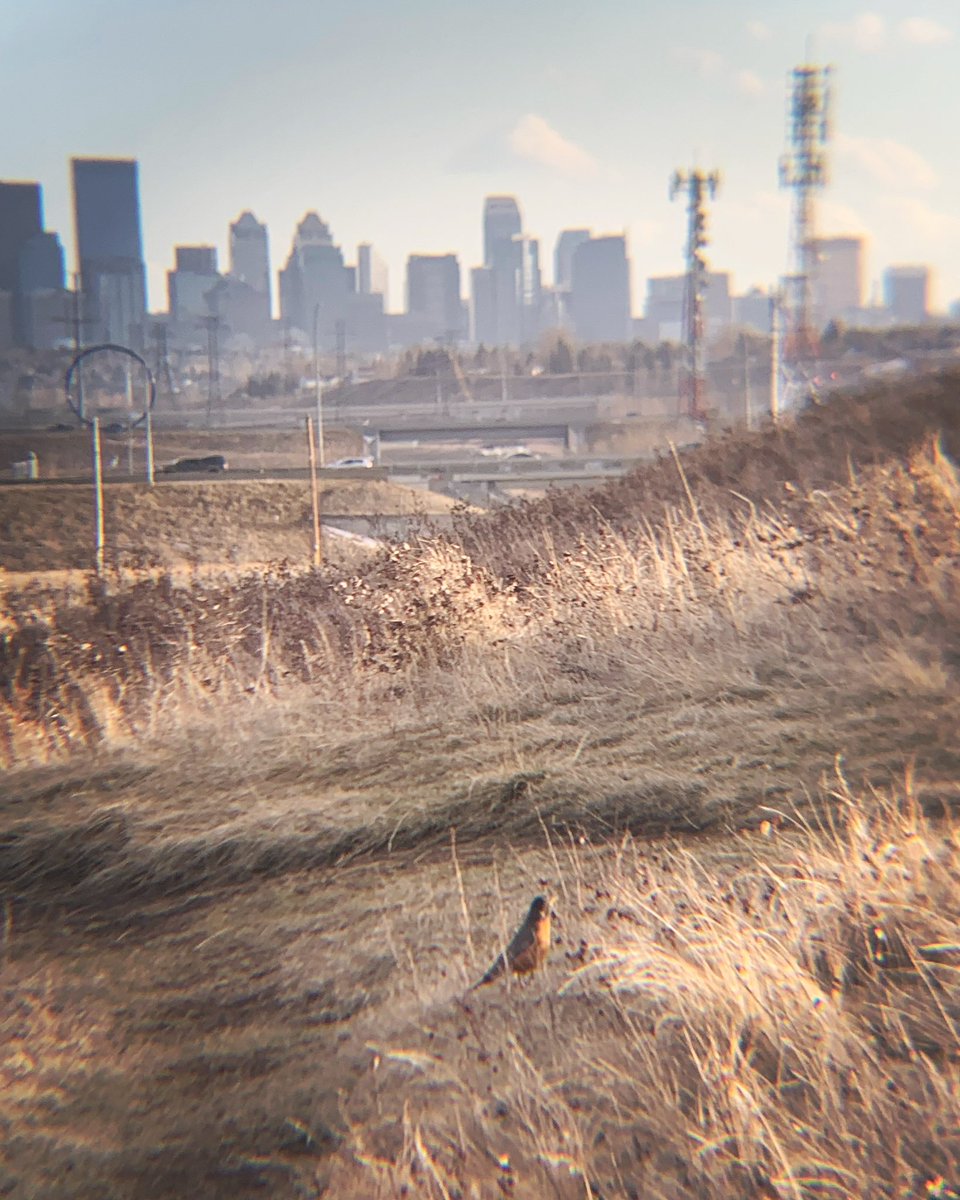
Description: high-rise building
xmin=812 ymin=236 xmax=864 ymax=322
xmin=732 ymin=287 xmax=773 ymax=334
xmin=17 ymin=231 xmax=67 ymax=349
xmin=554 ymin=229 xmax=591 ymax=291
xmin=0 ymin=182 xmax=42 ymax=298
xmin=357 ymin=243 xmax=388 ymax=299
xmin=469 ymin=196 xmax=545 ymax=346
xmin=406 ymin=254 xmax=463 ymax=342
xmin=516 ymin=236 xmax=542 ymax=343
xmin=0 ymin=181 xmax=68 ymax=348
xmin=167 ymin=245 xmax=220 ymax=326
xmin=644 ymin=271 xmax=732 ymax=342
xmin=884 ymin=265 xmax=929 ymax=324
xmin=570 ymin=235 xmax=632 ymax=343
xmin=71 ymin=158 xmax=148 ymax=349
xmin=483 ymin=196 xmax=522 ymax=266
xmin=470 ymin=266 xmax=496 ymax=345
xmin=229 ymin=211 xmax=271 ymax=325
xmin=279 ymin=213 xmax=353 ymax=347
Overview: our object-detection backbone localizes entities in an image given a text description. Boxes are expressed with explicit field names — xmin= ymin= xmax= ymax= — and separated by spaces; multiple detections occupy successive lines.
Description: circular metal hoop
xmin=65 ymin=343 xmax=157 ymax=427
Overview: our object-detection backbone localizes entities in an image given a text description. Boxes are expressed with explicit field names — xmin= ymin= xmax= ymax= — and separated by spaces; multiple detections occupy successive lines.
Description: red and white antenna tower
xmin=779 ymin=62 xmax=832 ymax=362
xmin=670 ymin=168 xmax=720 ymax=421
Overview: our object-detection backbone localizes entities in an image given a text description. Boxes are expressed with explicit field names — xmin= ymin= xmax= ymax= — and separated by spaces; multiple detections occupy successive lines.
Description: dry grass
xmin=0 ymin=477 xmax=459 ymax=572
xmin=0 ymin=374 xmax=957 ymax=1197
xmin=329 ymin=775 xmax=960 ymax=1200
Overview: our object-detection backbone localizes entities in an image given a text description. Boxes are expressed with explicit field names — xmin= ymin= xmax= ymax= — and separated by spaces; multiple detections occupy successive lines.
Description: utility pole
xmin=145 ymin=410 xmax=155 ymax=486
xmin=151 ymin=322 xmax=176 ymax=406
xmin=770 ymin=292 xmax=783 ymax=424
xmin=670 ymin=167 xmax=721 ymax=421
xmin=779 ymin=61 xmax=832 ymax=363
xmin=92 ymin=417 xmax=105 ymax=573
xmin=203 ymin=315 xmax=221 ymax=428
xmin=335 ymin=318 xmax=347 ymax=381
xmin=313 ymin=304 xmax=325 ymax=466
xmin=306 ymin=415 xmax=322 ymax=567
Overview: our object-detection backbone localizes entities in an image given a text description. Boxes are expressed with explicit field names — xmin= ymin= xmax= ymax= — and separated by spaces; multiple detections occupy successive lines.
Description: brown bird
xmin=474 ymin=895 xmax=552 ymax=987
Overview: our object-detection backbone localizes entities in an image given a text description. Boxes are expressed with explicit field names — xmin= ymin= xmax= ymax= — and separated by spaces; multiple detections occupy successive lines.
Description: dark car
xmin=160 ymin=454 xmax=228 ymax=474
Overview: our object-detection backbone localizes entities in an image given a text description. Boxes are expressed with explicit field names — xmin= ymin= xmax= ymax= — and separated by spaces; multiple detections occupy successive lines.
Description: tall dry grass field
xmin=0 ymin=374 xmax=958 ymax=1198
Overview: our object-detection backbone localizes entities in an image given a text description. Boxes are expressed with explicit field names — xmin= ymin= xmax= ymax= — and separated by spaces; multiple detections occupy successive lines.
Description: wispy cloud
xmin=674 ymin=45 xmax=724 ymax=78
xmin=881 ymin=197 xmax=960 ymax=241
xmin=836 ymin=132 xmax=938 ymax=191
xmin=898 ymin=17 xmax=953 ymax=45
xmin=674 ymin=47 xmax=766 ymax=99
xmin=745 ymin=19 xmax=772 ymax=42
xmin=822 ymin=11 xmax=887 ymax=52
xmin=507 ymin=114 xmax=598 ymax=178
xmin=735 ymin=69 xmax=765 ymax=98
xmin=822 ymin=11 xmax=953 ymax=51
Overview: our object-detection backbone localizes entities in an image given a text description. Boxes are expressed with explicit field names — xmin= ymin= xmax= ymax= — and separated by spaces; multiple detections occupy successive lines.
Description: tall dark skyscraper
xmin=0 ymin=180 xmax=67 ymax=347
xmin=483 ymin=196 xmax=522 ymax=266
xmin=71 ymin=157 xmax=147 ymax=349
xmin=554 ymin=229 xmax=591 ymax=292
xmin=229 ymin=211 xmax=271 ymax=323
xmin=279 ymin=213 xmax=351 ymax=344
xmin=570 ymin=235 xmax=632 ymax=343
xmin=0 ymin=182 xmax=42 ymax=297
xmin=406 ymin=253 xmax=463 ymax=341
xmin=472 ymin=195 xmax=541 ymax=346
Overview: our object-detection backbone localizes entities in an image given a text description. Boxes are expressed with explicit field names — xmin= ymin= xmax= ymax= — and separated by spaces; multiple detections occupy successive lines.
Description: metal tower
xmin=670 ymin=168 xmax=720 ymax=421
xmin=779 ymin=62 xmax=832 ymax=362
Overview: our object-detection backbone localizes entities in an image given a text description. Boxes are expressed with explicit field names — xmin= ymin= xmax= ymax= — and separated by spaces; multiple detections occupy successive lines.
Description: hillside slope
xmin=0 ymin=374 xmax=958 ymax=1198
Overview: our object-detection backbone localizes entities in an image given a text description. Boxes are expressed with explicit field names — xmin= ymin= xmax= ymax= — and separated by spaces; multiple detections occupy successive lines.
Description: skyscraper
xmin=229 ymin=211 xmax=271 ymax=323
xmin=470 ymin=266 xmax=496 ymax=345
xmin=570 ymin=235 xmax=632 ymax=343
xmin=0 ymin=182 xmax=42 ymax=298
xmin=554 ymin=229 xmax=591 ymax=291
xmin=812 ymin=236 xmax=864 ymax=322
xmin=279 ymin=213 xmax=351 ymax=345
xmin=884 ymin=265 xmax=929 ymax=324
xmin=71 ymin=158 xmax=147 ymax=349
xmin=483 ymin=196 xmax=522 ymax=266
xmin=357 ymin=243 xmax=388 ymax=299
xmin=470 ymin=196 xmax=543 ymax=346
xmin=0 ymin=181 xmax=67 ymax=347
xmin=167 ymin=246 xmax=220 ymax=326
xmin=406 ymin=254 xmax=463 ymax=341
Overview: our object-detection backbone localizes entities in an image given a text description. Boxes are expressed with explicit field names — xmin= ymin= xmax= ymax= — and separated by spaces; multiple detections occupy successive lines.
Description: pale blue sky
xmin=2 ymin=0 xmax=956 ymax=313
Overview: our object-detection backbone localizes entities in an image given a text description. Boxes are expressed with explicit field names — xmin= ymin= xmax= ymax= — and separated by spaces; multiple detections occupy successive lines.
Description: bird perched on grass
xmin=473 ymin=895 xmax=552 ymax=987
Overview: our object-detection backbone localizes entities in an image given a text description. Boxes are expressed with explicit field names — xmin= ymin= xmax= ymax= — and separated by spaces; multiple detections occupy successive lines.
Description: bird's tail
xmin=470 ymin=954 xmax=505 ymax=989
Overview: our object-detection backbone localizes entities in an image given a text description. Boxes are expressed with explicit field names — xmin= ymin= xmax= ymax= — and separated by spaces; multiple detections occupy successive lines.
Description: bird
xmin=473 ymin=895 xmax=552 ymax=987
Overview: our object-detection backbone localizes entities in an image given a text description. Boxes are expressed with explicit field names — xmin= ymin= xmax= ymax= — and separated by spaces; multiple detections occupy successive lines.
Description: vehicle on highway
xmin=479 ymin=444 xmax=532 ymax=459
xmin=160 ymin=454 xmax=228 ymax=474
xmin=326 ymin=456 xmax=374 ymax=469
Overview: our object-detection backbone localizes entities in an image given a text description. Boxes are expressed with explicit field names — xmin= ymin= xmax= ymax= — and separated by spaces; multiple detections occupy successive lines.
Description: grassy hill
xmin=0 ymin=375 xmax=958 ymax=1198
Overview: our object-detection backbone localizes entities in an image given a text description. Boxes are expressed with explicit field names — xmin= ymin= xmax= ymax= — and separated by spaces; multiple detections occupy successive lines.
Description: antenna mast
xmin=670 ymin=168 xmax=720 ymax=421
xmin=779 ymin=62 xmax=832 ymax=362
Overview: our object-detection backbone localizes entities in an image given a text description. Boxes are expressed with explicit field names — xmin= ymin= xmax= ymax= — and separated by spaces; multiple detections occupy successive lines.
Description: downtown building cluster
xmin=0 ymin=159 xmax=939 ymax=360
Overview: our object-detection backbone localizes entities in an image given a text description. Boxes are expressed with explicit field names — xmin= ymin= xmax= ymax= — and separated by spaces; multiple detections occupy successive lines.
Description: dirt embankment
xmin=0 ymin=373 xmax=958 ymax=1198
xmin=0 ymin=477 xmax=460 ymax=573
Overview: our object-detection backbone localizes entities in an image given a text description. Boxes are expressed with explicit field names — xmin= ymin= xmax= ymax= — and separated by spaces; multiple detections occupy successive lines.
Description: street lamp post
xmin=313 ymin=304 xmax=326 ymax=468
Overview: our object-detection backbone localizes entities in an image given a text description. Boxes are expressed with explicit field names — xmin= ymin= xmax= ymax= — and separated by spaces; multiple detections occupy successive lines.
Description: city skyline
xmin=2 ymin=0 xmax=958 ymax=313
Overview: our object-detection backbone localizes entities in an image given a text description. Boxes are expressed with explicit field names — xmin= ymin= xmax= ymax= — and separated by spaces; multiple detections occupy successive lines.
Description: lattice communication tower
xmin=779 ymin=63 xmax=832 ymax=361
xmin=670 ymin=168 xmax=721 ymax=421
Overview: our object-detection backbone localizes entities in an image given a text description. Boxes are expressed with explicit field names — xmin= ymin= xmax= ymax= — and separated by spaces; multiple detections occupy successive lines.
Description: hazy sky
xmin=2 ymin=0 xmax=956 ymax=314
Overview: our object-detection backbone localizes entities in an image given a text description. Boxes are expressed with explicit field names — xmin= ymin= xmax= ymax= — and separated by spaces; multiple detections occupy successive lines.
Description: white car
xmin=327 ymin=456 xmax=374 ymax=469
